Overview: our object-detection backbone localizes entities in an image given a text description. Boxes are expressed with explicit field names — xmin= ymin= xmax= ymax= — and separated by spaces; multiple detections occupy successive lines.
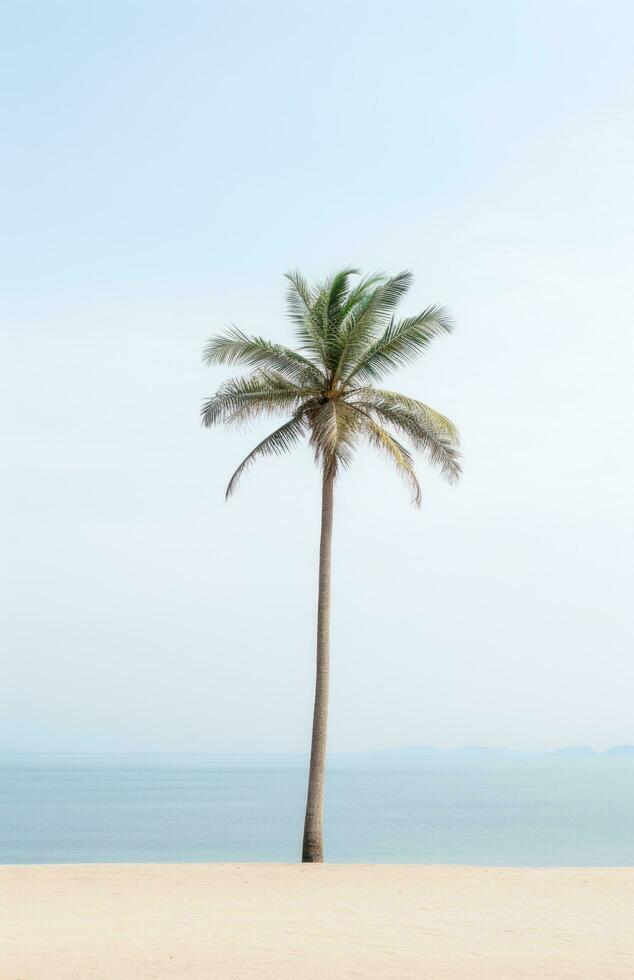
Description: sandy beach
xmin=2 ymin=863 xmax=633 ymax=979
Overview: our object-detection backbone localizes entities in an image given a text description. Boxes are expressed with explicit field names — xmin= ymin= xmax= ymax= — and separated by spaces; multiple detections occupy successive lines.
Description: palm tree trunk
xmin=301 ymin=467 xmax=334 ymax=862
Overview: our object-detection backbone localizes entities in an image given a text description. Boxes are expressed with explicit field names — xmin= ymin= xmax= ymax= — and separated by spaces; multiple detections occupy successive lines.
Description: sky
xmin=2 ymin=0 xmax=633 ymax=753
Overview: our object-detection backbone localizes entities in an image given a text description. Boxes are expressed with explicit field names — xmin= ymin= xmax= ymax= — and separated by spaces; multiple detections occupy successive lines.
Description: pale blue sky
xmin=2 ymin=1 xmax=633 ymax=752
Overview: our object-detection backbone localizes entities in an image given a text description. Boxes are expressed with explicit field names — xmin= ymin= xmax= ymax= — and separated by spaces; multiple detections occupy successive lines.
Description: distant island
xmin=601 ymin=745 xmax=634 ymax=757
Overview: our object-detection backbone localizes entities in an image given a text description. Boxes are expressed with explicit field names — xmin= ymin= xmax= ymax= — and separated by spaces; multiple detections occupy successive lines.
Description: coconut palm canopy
xmin=201 ymin=268 xmax=461 ymax=502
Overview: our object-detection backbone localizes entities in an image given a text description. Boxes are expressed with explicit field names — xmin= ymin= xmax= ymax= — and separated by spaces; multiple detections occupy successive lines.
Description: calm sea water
xmin=2 ymin=753 xmax=633 ymax=865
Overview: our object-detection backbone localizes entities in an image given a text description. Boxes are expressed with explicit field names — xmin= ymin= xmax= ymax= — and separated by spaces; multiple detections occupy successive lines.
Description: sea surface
xmin=2 ymin=752 xmax=633 ymax=865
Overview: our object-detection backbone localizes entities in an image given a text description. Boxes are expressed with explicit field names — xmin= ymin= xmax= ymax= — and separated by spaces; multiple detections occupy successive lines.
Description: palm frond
xmin=201 ymin=371 xmax=318 ymax=428
xmin=225 ymin=413 xmax=306 ymax=498
xmin=202 ymin=327 xmax=324 ymax=386
xmin=344 ymin=304 xmax=453 ymax=385
xmin=317 ymin=267 xmax=360 ymax=371
xmin=333 ymin=271 xmax=413 ymax=383
xmin=304 ymin=268 xmax=362 ymax=374
xmin=355 ymin=388 xmax=460 ymax=441
xmin=284 ymin=268 xmax=314 ymax=323
xmin=284 ymin=270 xmax=327 ymax=365
xmin=349 ymin=405 xmax=422 ymax=506
xmin=338 ymin=271 xmax=387 ymax=318
xmin=350 ymin=391 xmax=461 ymax=484
xmin=322 ymin=267 xmax=359 ymax=330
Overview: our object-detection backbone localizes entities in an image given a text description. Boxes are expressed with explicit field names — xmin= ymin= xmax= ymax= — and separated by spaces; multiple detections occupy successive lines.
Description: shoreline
xmin=3 ymin=862 xmax=634 ymax=978
xmin=12 ymin=858 xmax=627 ymax=864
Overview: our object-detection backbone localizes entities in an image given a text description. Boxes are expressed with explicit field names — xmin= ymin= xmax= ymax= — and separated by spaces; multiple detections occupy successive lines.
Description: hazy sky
xmin=2 ymin=1 xmax=633 ymax=753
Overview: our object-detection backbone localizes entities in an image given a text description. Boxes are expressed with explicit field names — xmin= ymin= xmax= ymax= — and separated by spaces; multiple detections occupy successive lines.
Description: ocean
xmin=2 ymin=752 xmax=633 ymax=865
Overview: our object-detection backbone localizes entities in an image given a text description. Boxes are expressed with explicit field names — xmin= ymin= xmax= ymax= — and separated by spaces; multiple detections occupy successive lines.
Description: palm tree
xmin=201 ymin=268 xmax=461 ymax=862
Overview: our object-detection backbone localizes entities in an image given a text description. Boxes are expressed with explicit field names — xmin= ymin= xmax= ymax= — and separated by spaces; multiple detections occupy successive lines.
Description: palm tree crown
xmin=202 ymin=268 xmax=461 ymax=501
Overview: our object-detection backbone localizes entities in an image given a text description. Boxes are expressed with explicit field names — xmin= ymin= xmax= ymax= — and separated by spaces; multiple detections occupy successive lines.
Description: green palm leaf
xmin=225 ymin=413 xmax=307 ymax=498
xmin=349 ymin=405 xmax=422 ymax=506
xmin=202 ymin=327 xmax=324 ymax=386
xmin=350 ymin=393 xmax=461 ymax=485
xmin=344 ymin=305 xmax=453 ymax=385
xmin=358 ymin=389 xmax=459 ymax=440
xmin=333 ymin=271 xmax=414 ymax=384
xmin=284 ymin=270 xmax=328 ymax=365
xmin=201 ymin=372 xmax=318 ymax=428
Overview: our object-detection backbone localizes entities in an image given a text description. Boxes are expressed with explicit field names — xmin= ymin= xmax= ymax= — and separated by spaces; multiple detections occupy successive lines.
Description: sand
xmin=2 ymin=863 xmax=633 ymax=979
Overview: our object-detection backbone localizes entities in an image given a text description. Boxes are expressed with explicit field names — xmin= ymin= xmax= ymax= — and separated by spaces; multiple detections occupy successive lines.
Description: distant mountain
xmin=448 ymin=746 xmax=530 ymax=757
xmin=375 ymin=746 xmax=539 ymax=759
xmin=602 ymin=745 xmax=634 ymax=757
xmin=552 ymin=746 xmax=595 ymax=756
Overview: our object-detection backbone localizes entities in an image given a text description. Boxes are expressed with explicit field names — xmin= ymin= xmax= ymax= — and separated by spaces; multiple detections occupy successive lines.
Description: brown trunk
xmin=301 ymin=468 xmax=334 ymax=862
